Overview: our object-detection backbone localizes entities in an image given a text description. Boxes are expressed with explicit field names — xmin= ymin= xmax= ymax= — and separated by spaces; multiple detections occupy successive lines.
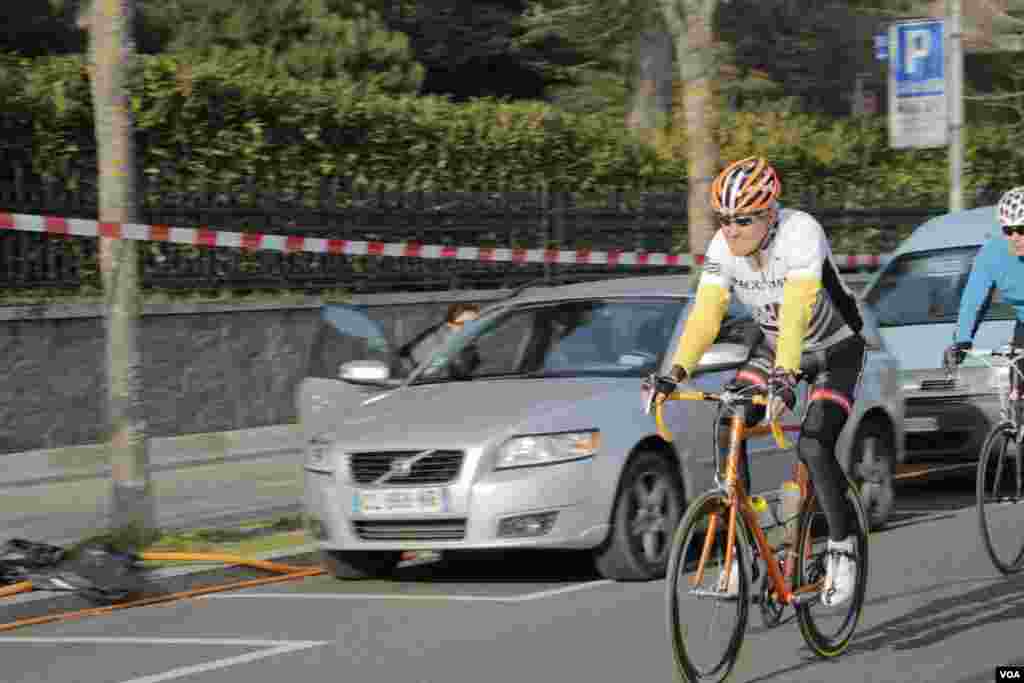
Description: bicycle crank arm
xmin=789 ymin=590 xmax=821 ymax=607
xmin=689 ymin=588 xmax=740 ymax=602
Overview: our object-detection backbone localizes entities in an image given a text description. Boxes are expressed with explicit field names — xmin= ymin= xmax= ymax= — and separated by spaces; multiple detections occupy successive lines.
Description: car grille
xmin=349 ymin=450 xmax=464 ymax=485
xmin=352 ymin=519 xmax=467 ymax=541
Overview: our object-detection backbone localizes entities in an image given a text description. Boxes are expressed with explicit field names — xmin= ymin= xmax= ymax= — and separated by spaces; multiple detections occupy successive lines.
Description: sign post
xmin=888 ymin=18 xmax=948 ymax=150
xmin=948 ymin=0 xmax=964 ymax=212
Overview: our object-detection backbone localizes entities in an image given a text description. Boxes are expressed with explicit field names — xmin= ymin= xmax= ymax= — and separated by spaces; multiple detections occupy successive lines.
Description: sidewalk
xmin=0 ymin=423 xmax=304 ymax=488
xmin=0 ymin=424 xmax=306 ymax=547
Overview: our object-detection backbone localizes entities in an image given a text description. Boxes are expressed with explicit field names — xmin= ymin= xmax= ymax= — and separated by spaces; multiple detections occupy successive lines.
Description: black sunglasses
xmin=717 ymin=210 xmax=768 ymax=227
xmin=1004 ymin=225 xmax=1024 ymax=237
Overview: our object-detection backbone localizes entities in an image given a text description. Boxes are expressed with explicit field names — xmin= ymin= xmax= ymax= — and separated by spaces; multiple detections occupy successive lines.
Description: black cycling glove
xmin=768 ymin=368 xmax=799 ymax=413
xmin=943 ymin=341 xmax=972 ymax=369
xmin=653 ymin=364 xmax=688 ymax=404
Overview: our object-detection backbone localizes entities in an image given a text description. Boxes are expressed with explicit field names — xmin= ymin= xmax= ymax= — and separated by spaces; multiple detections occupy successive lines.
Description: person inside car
xmin=652 ymin=156 xmax=866 ymax=607
xmin=397 ymin=302 xmax=482 ymax=373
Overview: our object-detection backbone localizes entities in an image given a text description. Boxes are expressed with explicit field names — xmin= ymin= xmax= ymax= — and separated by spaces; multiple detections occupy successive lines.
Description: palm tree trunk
xmin=81 ymin=0 xmax=154 ymax=545
xmin=659 ymin=0 xmax=720 ymax=289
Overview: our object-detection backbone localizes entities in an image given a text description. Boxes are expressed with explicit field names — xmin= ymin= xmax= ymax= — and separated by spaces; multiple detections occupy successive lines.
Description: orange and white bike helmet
xmin=710 ymin=156 xmax=781 ymax=216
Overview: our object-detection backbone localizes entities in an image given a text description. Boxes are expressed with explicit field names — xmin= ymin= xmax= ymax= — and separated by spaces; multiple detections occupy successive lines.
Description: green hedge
xmin=2 ymin=53 xmax=1024 ymax=209
xmin=1 ymin=54 xmax=677 ymax=194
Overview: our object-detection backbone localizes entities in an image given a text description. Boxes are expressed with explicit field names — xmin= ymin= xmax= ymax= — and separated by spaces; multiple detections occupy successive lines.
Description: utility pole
xmin=80 ymin=0 xmax=154 ymax=546
xmin=948 ymin=0 xmax=964 ymax=211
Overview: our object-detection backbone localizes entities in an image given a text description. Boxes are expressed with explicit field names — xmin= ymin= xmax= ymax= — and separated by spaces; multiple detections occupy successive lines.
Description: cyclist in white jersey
xmin=653 ymin=156 xmax=865 ymax=607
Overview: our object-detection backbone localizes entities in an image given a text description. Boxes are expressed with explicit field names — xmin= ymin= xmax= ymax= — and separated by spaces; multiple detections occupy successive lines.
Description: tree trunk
xmin=659 ymin=0 xmax=720 ymax=290
xmin=625 ymin=20 xmax=674 ymax=135
xmin=82 ymin=0 xmax=154 ymax=545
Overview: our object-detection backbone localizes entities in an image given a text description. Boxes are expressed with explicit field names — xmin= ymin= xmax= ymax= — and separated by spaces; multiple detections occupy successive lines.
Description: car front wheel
xmin=322 ymin=549 xmax=402 ymax=579
xmin=593 ymin=450 xmax=684 ymax=581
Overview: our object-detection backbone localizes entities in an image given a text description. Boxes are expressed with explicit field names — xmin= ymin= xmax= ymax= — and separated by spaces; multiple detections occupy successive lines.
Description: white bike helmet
xmin=997 ymin=186 xmax=1024 ymax=227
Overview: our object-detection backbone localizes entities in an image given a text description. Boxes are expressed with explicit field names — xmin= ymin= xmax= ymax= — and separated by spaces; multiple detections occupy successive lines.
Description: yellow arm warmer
xmin=670 ymin=281 xmax=730 ymax=375
xmin=774 ymin=275 xmax=822 ymax=373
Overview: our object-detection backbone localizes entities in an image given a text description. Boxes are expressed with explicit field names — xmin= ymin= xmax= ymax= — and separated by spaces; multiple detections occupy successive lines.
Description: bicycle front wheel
xmin=666 ymin=491 xmax=750 ymax=683
xmin=977 ymin=421 xmax=1024 ymax=575
xmin=793 ymin=479 xmax=869 ymax=658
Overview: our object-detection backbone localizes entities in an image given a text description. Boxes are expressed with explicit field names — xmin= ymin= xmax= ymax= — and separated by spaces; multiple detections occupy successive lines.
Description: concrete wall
xmin=0 ymin=273 xmax=874 ymax=455
xmin=0 ymin=291 xmax=508 ymax=455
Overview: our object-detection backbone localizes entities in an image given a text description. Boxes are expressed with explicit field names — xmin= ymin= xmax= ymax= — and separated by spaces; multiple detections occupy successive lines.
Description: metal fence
xmin=0 ymin=171 xmax=946 ymax=293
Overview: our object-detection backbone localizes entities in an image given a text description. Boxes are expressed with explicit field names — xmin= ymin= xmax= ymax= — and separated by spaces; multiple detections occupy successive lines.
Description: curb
xmin=0 ymin=543 xmax=324 ymax=625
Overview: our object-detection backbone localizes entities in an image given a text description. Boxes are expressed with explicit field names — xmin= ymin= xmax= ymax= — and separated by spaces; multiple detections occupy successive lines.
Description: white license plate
xmin=355 ymin=487 xmax=448 ymax=515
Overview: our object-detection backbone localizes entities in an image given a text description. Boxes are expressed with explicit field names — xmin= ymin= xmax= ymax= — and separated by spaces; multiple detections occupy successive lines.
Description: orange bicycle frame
xmin=657 ymin=390 xmax=816 ymax=604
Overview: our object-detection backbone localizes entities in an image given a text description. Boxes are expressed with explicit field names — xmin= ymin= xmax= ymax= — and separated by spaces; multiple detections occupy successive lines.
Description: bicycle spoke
xmin=667 ymin=493 xmax=748 ymax=683
xmin=978 ymin=424 xmax=1024 ymax=574
xmin=794 ymin=482 xmax=868 ymax=659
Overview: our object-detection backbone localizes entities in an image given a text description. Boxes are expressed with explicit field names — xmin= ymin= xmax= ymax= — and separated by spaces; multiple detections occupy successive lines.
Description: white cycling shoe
xmin=822 ymin=535 xmax=857 ymax=608
xmin=721 ymin=560 xmax=740 ymax=597
xmin=720 ymin=556 xmax=758 ymax=598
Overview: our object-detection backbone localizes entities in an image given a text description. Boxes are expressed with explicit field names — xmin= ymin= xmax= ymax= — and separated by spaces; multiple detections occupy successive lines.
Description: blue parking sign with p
xmin=892 ymin=20 xmax=944 ymax=96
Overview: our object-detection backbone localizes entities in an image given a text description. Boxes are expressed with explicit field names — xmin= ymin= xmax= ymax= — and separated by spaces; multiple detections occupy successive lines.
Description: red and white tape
xmin=0 ymin=212 xmax=891 ymax=270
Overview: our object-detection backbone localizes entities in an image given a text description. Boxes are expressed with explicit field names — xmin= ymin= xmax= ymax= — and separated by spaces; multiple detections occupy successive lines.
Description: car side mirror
xmin=693 ymin=342 xmax=749 ymax=375
xmin=338 ymin=360 xmax=392 ymax=385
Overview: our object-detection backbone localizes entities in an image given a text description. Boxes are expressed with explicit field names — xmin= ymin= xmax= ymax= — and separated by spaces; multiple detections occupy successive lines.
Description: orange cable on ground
xmin=139 ymin=552 xmax=311 ymax=574
xmin=0 ymin=551 xmax=325 ymax=633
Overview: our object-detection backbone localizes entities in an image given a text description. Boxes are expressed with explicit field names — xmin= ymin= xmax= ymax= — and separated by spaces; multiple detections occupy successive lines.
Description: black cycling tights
xmin=719 ymin=334 xmax=865 ymax=542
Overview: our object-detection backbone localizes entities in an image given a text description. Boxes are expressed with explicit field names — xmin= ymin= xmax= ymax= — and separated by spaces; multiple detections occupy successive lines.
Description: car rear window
xmin=864 ymin=247 xmax=1017 ymax=327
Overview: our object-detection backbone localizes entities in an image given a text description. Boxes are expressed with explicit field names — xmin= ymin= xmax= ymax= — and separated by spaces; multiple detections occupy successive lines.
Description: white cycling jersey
xmin=700 ymin=208 xmax=860 ymax=353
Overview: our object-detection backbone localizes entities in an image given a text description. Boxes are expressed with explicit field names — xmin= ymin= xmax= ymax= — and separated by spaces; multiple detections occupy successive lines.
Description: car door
xmin=298 ymin=304 xmax=399 ymax=442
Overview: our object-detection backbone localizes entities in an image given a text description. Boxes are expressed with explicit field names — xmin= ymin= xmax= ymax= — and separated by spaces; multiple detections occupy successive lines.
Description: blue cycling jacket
xmin=956 ymin=236 xmax=1024 ymax=343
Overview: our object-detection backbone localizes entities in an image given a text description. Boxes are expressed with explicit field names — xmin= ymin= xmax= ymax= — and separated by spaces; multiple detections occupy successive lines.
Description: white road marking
xmin=0 ymin=637 xmax=325 ymax=646
xmin=0 ymin=637 xmax=328 ymax=683
xmin=205 ymin=579 xmax=615 ymax=604
xmin=116 ymin=642 xmax=325 ymax=683
xmin=504 ymin=580 xmax=616 ymax=602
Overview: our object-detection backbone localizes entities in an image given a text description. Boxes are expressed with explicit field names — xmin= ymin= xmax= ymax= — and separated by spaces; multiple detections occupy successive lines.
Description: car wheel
xmin=593 ymin=450 xmax=685 ymax=581
xmin=848 ymin=419 xmax=895 ymax=531
xmin=321 ymin=549 xmax=402 ymax=580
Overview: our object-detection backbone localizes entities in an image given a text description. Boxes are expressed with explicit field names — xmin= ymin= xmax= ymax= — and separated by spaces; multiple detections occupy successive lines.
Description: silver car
xmin=298 ymin=275 xmax=903 ymax=582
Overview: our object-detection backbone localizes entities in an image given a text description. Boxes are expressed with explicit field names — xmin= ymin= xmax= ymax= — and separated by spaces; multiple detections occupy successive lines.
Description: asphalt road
xmin=3 ymin=474 xmax=1022 ymax=683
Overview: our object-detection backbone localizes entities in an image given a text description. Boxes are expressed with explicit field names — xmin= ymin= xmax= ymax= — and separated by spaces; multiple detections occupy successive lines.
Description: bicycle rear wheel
xmin=977 ymin=422 xmax=1024 ymax=575
xmin=666 ymin=491 xmax=750 ymax=683
xmin=793 ymin=479 xmax=869 ymax=658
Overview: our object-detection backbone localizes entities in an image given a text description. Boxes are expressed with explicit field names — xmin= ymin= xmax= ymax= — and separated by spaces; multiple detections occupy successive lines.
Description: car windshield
xmin=410 ymin=298 xmax=687 ymax=383
xmin=864 ymin=247 xmax=1017 ymax=327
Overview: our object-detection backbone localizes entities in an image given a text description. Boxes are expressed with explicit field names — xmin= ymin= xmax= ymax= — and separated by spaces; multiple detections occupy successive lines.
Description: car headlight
xmin=495 ymin=430 xmax=601 ymax=470
xmin=307 ymin=433 xmax=336 ymax=470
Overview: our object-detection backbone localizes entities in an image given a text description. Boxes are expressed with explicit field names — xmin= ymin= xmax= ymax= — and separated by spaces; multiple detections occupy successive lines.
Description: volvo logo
xmin=389 ymin=457 xmax=414 ymax=477
xmin=373 ymin=449 xmax=436 ymax=484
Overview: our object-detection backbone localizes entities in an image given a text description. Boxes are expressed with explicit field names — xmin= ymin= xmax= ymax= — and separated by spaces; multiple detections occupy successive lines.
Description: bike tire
xmin=666 ymin=491 xmax=750 ymax=683
xmin=977 ymin=422 xmax=1024 ymax=575
xmin=793 ymin=479 xmax=869 ymax=658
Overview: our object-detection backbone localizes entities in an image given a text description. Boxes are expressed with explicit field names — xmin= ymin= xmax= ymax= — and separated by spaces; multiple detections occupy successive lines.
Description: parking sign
xmin=888 ymin=19 xmax=948 ymax=149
